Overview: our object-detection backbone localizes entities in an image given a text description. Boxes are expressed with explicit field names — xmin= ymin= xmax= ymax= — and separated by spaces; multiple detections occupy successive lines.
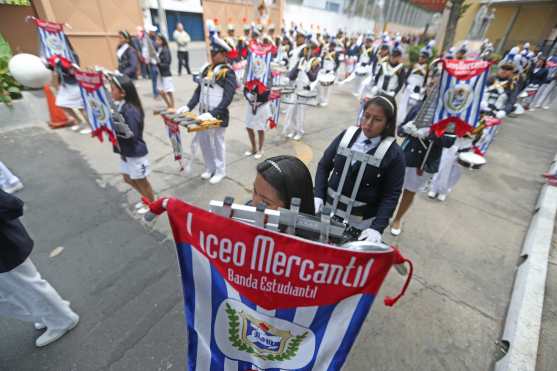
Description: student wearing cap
xmin=178 ymin=34 xmax=237 ymax=184
xmin=173 ymin=22 xmax=192 ymax=75
xmin=398 ymin=41 xmax=434 ymax=124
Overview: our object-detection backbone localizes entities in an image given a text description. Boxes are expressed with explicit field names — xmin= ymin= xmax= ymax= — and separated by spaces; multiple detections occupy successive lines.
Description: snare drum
xmin=296 ymin=90 xmax=318 ymax=106
xmin=355 ymin=65 xmax=369 ymax=77
xmin=457 ymin=152 xmax=486 ymax=170
xmin=318 ymin=73 xmax=336 ymax=86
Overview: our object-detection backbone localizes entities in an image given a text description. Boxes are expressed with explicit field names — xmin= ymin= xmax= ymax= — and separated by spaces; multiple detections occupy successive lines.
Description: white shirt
xmin=351 ymin=131 xmax=381 ymax=154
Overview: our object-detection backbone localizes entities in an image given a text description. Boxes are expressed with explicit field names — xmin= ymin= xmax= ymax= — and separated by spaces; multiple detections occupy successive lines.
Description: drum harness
xmin=326 ymin=126 xmax=395 ymax=237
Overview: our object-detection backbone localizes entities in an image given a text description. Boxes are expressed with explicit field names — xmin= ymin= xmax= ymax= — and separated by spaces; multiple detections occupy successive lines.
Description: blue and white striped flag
xmin=74 ymin=70 xmax=117 ymax=144
xmin=152 ymin=198 xmax=412 ymax=371
xmin=32 ymin=18 xmax=76 ymax=64
xmin=432 ymin=59 xmax=491 ymax=135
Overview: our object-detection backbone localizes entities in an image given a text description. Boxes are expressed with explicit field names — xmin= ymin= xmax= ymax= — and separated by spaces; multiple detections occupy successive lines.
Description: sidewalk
xmin=0 ymin=71 xmax=556 ymax=369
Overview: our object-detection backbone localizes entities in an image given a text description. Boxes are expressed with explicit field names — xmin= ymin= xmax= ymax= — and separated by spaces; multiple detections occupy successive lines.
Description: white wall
xmin=146 ymin=0 xmax=203 ymax=13
xmin=284 ymin=4 xmax=375 ymax=34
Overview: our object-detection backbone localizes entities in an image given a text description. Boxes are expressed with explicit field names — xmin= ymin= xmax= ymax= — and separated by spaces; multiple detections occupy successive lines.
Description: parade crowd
xmin=1 ymin=18 xmax=557 ymax=350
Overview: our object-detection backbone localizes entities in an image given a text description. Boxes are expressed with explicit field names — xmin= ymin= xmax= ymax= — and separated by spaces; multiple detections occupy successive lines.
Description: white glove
xmin=495 ymin=110 xmax=506 ymax=119
xmin=416 ymin=127 xmax=431 ymax=139
xmin=314 ymin=197 xmax=324 ymax=213
xmin=197 ymin=112 xmax=216 ymax=121
xmin=402 ymin=121 xmax=418 ymax=136
xmin=177 ymin=105 xmax=191 ymax=114
xmin=358 ymin=228 xmax=383 ymax=244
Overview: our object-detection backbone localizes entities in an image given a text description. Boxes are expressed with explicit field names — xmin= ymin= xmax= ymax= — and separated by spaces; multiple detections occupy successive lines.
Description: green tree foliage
xmin=0 ymin=33 xmax=22 ymax=106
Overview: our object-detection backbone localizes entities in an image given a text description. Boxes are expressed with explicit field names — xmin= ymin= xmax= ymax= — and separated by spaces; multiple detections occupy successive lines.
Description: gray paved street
xmin=1 ymin=58 xmax=556 ymax=370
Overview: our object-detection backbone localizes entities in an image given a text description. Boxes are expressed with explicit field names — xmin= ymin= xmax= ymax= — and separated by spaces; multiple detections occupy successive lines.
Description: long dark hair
xmin=157 ymin=34 xmax=169 ymax=48
xmin=256 ymin=156 xmax=315 ymax=215
xmin=363 ymin=94 xmax=397 ymax=138
xmin=113 ymin=75 xmax=144 ymax=120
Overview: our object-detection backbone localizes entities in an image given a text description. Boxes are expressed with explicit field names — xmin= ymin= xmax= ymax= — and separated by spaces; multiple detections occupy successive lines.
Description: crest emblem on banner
xmin=443 ymin=84 xmax=473 ymax=114
xmin=215 ymin=299 xmax=315 ymax=368
xmin=87 ymin=97 xmax=108 ymax=122
xmin=45 ymin=34 xmax=64 ymax=55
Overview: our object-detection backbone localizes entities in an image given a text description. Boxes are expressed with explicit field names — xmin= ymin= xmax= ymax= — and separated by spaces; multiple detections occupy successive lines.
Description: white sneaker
xmin=79 ymin=128 xmax=92 ymax=135
xmin=70 ymin=124 xmax=80 ymax=132
xmin=35 ymin=314 xmax=79 ymax=347
xmin=254 ymin=152 xmax=263 ymax=160
xmin=293 ymin=133 xmax=303 ymax=141
xmin=34 ymin=322 xmax=46 ymax=331
xmin=437 ymin=194 xmax=447 ymax=202
xmin=543 ymin=106 xmax=550 ymax=110
xmin=209 ymin=173 xmax=225 ymax=184
xmin=201 ymin=171 xmax=213 ymax=180
xmin=244 ymin=150 xmax=255 ymax=157
xmin=3 ymin=181 xmax=24 ymax=194
xmin=427 ymin=190 xmax=437 ymax=199
xmin=287 ymin=132 xmax=295 ymax=139
xmin=134 ymin=201 xmax=144 ymax=210
xmin=320 ymin=102 xmax=328 ymax=107
xmin=390 ymin=226 xmax=401 ymax=236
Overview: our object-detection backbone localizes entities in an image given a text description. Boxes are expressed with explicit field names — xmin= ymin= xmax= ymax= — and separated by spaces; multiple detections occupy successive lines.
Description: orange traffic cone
xmin=43 ymin=84 xmax=72 ymax=129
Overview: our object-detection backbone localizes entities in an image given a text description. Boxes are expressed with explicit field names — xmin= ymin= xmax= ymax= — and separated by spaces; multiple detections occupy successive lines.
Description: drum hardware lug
xmin=254 ymin=202 xmax=267 ymax=227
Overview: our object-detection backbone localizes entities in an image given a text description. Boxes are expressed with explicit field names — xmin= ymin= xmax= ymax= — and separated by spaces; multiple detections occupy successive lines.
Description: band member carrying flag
xmin=428 ymin=57 xmax=492 ymax=201
xmin=243 ymin=32 xmax=276 ymax=159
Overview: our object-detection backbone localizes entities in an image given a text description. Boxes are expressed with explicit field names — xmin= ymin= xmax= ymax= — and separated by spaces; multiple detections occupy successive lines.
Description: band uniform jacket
xmin=187 ymin=62 xmax=237 ymax=127
xmin=0 ymin=189 xmax=34 ymax=273
xmin=315 ymin=128 xmax=406 ymax=233
xmin=398 ymin=102 xmax=456 ymax=174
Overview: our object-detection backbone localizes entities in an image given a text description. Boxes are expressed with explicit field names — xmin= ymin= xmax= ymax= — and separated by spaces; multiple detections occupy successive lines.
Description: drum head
xmin=355 ymin=65 xmax=369 ymax=76
xmin=319 ymin=74 xmax=335 ymax=86
xmin=457 ymin=152 xmax=486 ymax=169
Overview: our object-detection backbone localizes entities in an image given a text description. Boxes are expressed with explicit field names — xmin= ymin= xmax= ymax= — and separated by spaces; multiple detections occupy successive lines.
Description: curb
xmin=495 ymin=153 xmax=557 ymax=371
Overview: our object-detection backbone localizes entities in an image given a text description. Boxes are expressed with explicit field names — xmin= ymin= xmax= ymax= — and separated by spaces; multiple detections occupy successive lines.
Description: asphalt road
xmin=0 ymin=128 xmax=183 ymax=371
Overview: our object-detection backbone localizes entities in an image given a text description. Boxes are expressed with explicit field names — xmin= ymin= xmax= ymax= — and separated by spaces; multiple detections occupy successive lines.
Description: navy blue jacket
xmin=0 ymin=190 xmax=33 ymax=273
xmin=527 ymin=67 xmax=549 ymax=86
xmin=187 ymin=63 xmax=237 ymax=127
xmin=117 ymin=45 xmax=138 ymax=79
xmin=113 ymin=103 xmax=149 ymax=158
xmin=398 ymin=103 xmax=456 ymax=174
xmin=158 ymin=46 xmax=172 ymax=77
xmin=315 ymin=128 xmax=406 ymax=233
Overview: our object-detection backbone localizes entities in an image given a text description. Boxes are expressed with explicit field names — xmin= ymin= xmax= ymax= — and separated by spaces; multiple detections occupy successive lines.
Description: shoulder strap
xmin=339 ymin=126 xmax=359 ymax=149
xmin=373 ymin=136 xmax=396 ymax=164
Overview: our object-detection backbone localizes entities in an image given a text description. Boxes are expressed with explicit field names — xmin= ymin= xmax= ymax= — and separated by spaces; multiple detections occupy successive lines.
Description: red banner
xmin=443 ymin=59 xmax=491 ymax=80
xmin=74 ymin=70 xmax=104 ymax=92
xmin=158 ymin=198 xmax=410 ymax=310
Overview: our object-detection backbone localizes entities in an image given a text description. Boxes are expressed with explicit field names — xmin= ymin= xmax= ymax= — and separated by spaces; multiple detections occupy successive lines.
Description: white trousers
xmin=0 ymin=259 xmax=76 ymax=330
xmin=430 ymin=146 xmax=462 ymax=195
xmin=196 ymin=127 xmax=226 ymax=176
xmin=0 ymin=161 xmax=20 ymax=189
xmin=318 ymin=85 xmax=331 ymax=105
xmin=532 ymin=80 xmax=557 ymax=107
xmin=283 ymin=103 xmax=304 ymax=136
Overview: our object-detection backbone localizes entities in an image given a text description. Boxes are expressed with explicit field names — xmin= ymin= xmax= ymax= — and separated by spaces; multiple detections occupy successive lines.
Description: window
xmin=325 ymin=1 xmax=340 ymax=12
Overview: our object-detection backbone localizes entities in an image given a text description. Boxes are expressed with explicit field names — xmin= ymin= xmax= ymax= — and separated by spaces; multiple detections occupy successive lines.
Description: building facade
xmin=454 ymin=0 xmax=557 ymax=53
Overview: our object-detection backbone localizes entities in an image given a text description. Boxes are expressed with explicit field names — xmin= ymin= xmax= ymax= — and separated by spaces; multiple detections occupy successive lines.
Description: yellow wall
xmin=454 ymin=1 xmax=480 ymax=43
xmin=454 ymin=1 xmax=557 ymax=52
